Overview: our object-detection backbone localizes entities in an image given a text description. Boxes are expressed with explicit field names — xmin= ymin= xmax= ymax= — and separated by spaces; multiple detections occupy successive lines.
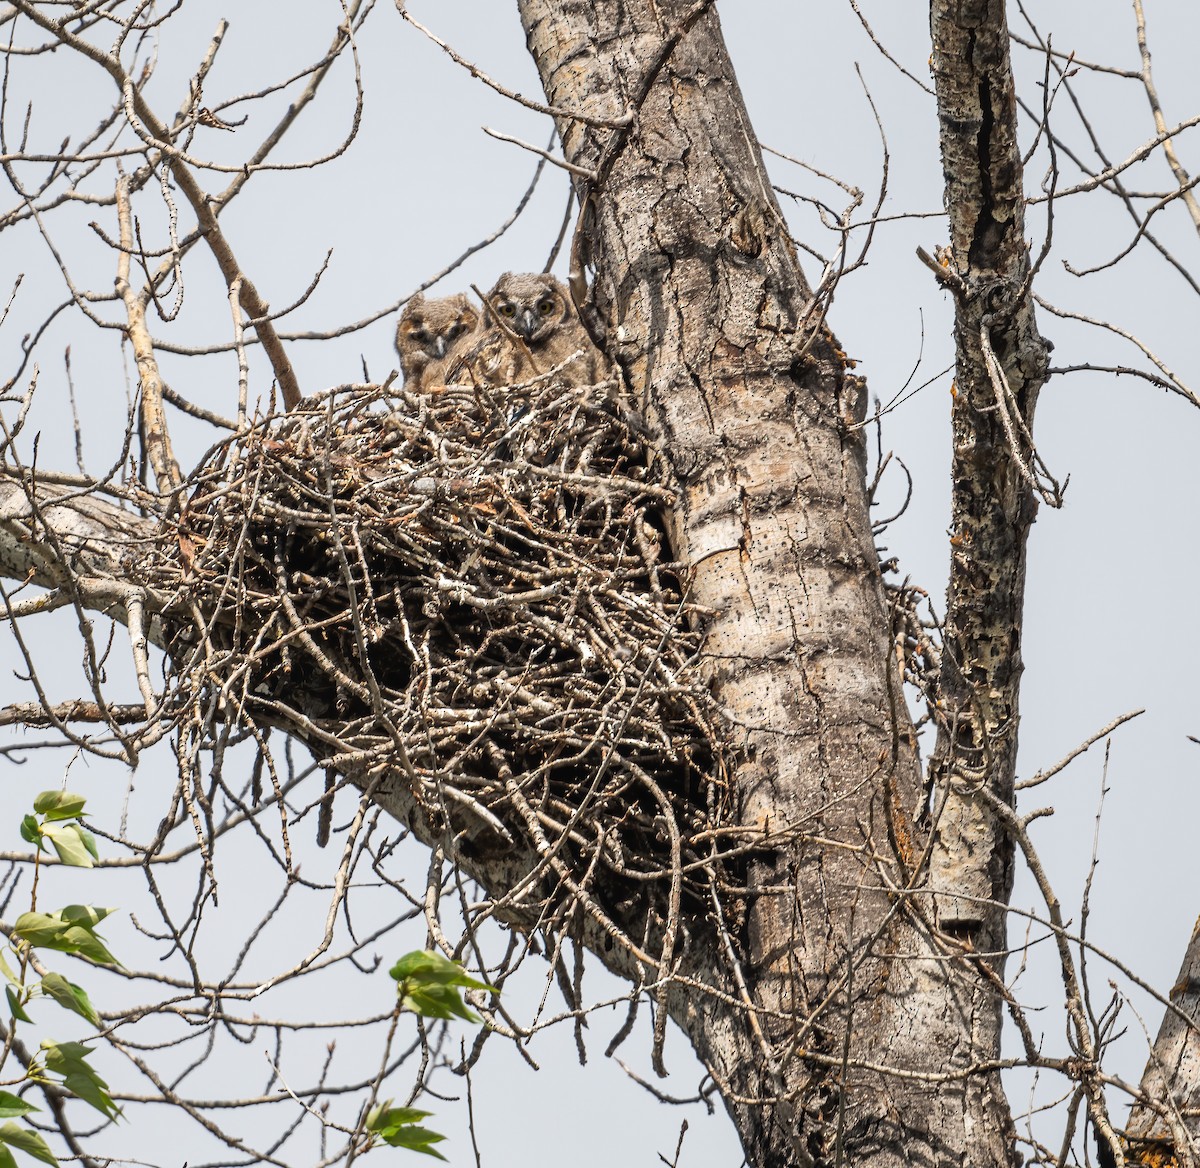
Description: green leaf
xmin=0 ymin=1142 xmax=15 ymax=1168
xmin=41 ymin=1042 xmax=119 ymax=1121
xmin=58 ymin=906 xmax=114 ymax=929
xmin=385 ymin=1126 xmax=447 ymax=1159
xmin=400 ymin=983 xmax=481 ymax=1024
xmin=390 ymin=951 xmax=495 ymax=1024
xmin=38 ymin=974 xmax=99 ymax=1028
xmin=367 ymin=1105 xmax=432 ymax=1131
xmin=54 ymin=929 xmax=118 ymax=968
xmin=0 ymin=1122 xmax=58 ymax=1166
xmin=39 ymin=824 xmax=94 ymax=869
xmin=366 ymin=1105 xmax=447 ymax=1160
xmin=388 ymin=950 xmax=495 ymax=993
xmin=0 ymin=953 xmax=18 ymax=987
xmin=12 ymin=914 xmax=69 ymax=949
xmin=61 ymin=1073 xmax=119 ymax=1121
xmin=0 ymin=1094 xmax=36 ymax=1121
xmin=5 ymin=988 xmax=31 ymax=1025
xmin=32 ymin=792 xmax=87 ymax=821
xmin=18 ymin=818 xmax=40 ymax=850
xmin=14 ymin=910 xmax=119 ymax=968
xmin=41 ymin=1040 xmax=95 ymax=1073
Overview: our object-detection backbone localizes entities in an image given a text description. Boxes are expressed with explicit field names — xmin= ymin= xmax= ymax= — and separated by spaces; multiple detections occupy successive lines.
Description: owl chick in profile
xmin=395 ymin=292 xmax=479 ymax=390
xmin=461 ymin=272 xmax=608 ymax=387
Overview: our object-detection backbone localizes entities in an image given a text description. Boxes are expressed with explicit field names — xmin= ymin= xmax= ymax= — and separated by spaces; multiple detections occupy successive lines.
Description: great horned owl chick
xmin=457 ymin=272 xmax=608 ymax=388
xmin=395 ymin=292 xmax=479 ymax=390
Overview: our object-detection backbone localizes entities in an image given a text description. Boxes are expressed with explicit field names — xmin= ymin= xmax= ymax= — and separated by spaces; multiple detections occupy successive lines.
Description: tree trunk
xmin=516 ymin=3 xmax=1021 ymax=1165
xmin=1127 ymin=923 xmax=1200 ymax=1165
xmin=926 ymin=0 xmax=1051 ymax=946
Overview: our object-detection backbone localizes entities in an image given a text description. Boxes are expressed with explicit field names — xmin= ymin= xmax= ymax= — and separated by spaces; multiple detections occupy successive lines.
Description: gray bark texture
xmin=925 ymin=0 xmax=1050 ymax=945
xmin=1127 ymin=921 xmax=1200 ymax=1161
xmin=514 ymin=3 xmax=1026 ymax=1166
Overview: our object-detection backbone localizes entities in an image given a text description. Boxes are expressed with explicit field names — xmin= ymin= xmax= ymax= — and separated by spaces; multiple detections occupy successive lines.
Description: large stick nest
xmin=139 ymin=372 xmax=733 ymax=920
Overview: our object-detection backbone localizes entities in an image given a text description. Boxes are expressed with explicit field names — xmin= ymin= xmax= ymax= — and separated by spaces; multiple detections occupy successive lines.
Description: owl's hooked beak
xmin=432 ymin=336 xmax=448 ymax=358
xmin=513 ymin=308 xmax=539 ymax=341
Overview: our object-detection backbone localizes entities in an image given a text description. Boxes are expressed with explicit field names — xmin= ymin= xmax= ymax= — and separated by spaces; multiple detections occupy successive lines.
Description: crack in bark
xmin=970 ymin=75 xmax=1003 ymax=268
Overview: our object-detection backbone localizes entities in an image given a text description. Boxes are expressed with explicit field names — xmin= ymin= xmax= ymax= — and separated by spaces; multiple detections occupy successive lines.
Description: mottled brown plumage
xmin=395 ymin=292 xmax=479 ymax=390
xmin=452 ymin=273 xmax=608 ymax=388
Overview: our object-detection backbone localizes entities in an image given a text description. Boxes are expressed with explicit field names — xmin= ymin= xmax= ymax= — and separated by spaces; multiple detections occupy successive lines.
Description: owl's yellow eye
xmin=538 ymin=299 xmax=555 ymax=315
xmin=499 ymin=303 xmax=515 ymax=317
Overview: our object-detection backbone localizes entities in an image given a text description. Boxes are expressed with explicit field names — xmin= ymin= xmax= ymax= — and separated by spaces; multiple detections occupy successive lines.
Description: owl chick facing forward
xmin=395 ymin=292 xmax=479 ymax=391
xmin=458 ymin=273 xmax=608 ymax=388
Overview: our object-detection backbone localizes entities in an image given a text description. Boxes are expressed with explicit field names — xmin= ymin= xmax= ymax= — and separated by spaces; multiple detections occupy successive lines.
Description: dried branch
xmin=1132 ymin=0 xmax=1200 ymax=233
xmin=115 ymin=173 xmax=181 ymax=495
xmin=5 ymin=0 xmax=305 ymax=409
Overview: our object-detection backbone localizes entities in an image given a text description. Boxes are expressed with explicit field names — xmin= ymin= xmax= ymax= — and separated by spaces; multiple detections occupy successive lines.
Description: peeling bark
xmin=0 ymin=476 xmax=153 ymax=596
